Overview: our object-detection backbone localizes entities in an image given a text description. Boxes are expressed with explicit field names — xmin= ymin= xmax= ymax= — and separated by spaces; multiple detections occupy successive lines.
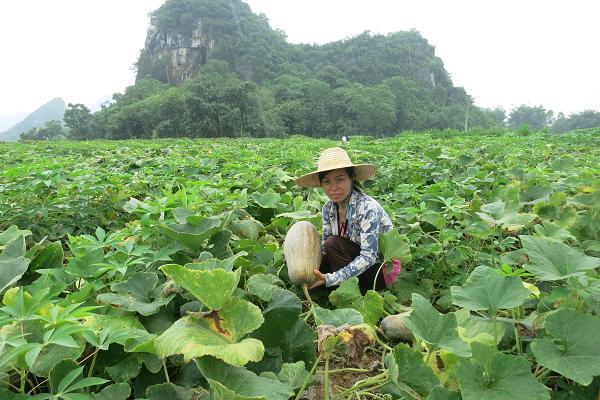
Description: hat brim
xmin=295 ymin=164 xmax=377 ymax=188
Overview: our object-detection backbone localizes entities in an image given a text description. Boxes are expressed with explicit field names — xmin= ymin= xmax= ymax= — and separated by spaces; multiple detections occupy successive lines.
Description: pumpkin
xmin=283 ymin=221 xmax=322 ymax=285
xmin=380 ymin=311 xmax=413 ymax=341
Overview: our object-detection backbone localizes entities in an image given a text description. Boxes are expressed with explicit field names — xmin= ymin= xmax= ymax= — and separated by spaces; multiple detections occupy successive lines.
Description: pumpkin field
xmin=1 ymin=129 xmax=599 ymax=399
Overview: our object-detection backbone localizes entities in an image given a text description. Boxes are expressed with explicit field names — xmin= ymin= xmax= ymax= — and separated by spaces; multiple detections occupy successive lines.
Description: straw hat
xmin=295 ymin=147 xmax=377 ymax=187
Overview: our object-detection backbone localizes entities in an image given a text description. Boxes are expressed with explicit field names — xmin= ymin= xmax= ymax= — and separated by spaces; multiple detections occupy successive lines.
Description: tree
xmin=508 ymin=105 xmax=553 ymax=131
xmin=19 ymin=120 xmax=64 ymax=141
xmin=64 ymin=103 xmax=92 ymax=140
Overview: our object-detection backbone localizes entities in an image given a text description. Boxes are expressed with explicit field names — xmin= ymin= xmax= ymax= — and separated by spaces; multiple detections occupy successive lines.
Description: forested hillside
xmin=72 ymin=0 xmax=503 ymax=139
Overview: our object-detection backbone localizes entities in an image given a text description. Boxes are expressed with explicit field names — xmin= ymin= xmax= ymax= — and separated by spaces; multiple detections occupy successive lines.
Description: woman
xmin=295 ymin=147 xmax=396 ymax=293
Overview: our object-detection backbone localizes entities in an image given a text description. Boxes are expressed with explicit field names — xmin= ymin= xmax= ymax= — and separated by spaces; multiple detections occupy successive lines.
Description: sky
xmin=1 ymin=0 xmax=599 ymax=118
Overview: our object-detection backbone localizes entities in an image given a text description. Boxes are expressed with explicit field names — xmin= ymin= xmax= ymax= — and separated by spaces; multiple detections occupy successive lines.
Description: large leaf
xmin=520 ymin=235 xmax=600 ymax=280
xmin=249 ymin=289 xmax=315 ymax=372
xmin=196 ymin=357 xmax=293 ymax=400
xmin=154 ymin=298 xmax=264 ymax=366
xmin=245 ymin=274 xmax=284 ymax=301
xmin=531 ymin=308 xmax=600 ymax=385
xmin=451 ymin=266 xmax=530 ymax=315
xmin=328 ymin=278 xmax=385 ymax=325
xmin=379 ymin=230 xmax=412 ymax=263
xmin=277 ymin=361 xmax=310 ymax=391
xmin=29 ymin=242 xmax=63 ymax=273
xmin=146 ymin=383 xmax=194 ymax=400
xmin=251 ymin=192 xmax=281 ymax=208
xmin=386 ymin=343 xmax=439 ymax=396
xmin=476 ymin=201 xmax=536 ymax=231
xmin=161 ymin=264 xmax=240 ymax=310
xmin=404 ymin=294 xmax=470 ymax=357
xmin=455 ymin=342 xmax=549 ymax=400
xmin=0 ymin=256 xmax=29 ymax=294
xmin=91 ymin=383 xmax=131 ymax=400
xmin=97 ymin=272 xmax=175 ymax=316
xmin=314 ymin=307 xmax=364 ymax=327
xmin=161 ymin=218 xmax=222 ymax=252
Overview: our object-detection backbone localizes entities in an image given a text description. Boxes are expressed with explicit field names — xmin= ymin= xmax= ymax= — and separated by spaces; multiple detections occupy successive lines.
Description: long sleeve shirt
xmin=321 ymin=190 xmax=393 ymax=287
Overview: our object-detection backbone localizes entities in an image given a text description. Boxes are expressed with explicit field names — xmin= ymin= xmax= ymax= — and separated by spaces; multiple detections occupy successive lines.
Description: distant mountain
xmin=0 ymin=98 xmax=66 ymax=141
xmin=88 ymin=94 xmax=115 ymax=113
xmin=0 ymin=112 xmax=27 ymax=132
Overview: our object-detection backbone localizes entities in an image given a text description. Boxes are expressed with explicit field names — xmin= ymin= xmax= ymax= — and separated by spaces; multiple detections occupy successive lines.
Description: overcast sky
xmin=1 ymin=0 xmax=599 ymax=118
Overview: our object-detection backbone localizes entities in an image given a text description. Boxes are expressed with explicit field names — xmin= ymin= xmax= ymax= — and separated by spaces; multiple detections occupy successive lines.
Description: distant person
xmin=294 ymin=147 xmax=400 ymax=293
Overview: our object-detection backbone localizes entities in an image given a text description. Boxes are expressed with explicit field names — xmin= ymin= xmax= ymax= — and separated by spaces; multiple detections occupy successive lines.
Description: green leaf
xmin=252 ymin=192 xmax=281 ymax=208
xmin=531 ymin=308 xmax=600 ymax=385
xmin=0 ymin=235 xmax=26 ymax=259
xmin=0 ymin=256 xmax=29 ymax=294
xmin=386 ymin=344 xmax=439 ymax=396
xmin=91 ymin=383 xmax=131 ymax=400
xmin=451 ymin=266 xmax=530 ymax=316
xmin=404 ymin=294 xmax=470 ymax=357
xmin=161 ymin=264 xmax=241 ymax=310
xmin=425 ymin=386 xmax=461 ymax=400
xmin=146 ymin=383 xmax=193 ymax=400
xmin=520 ymin=235 xmax=600 ymax=280
xmin=161 ymin=218 xmax=222 ymax=252
xmin=314 ymin=307 xmax=363 ymax=327
xmin=29 ymin=242 xmax=63 ymax=274
xmin=0 ymin=226 xmax=31 ymax=246
xmin=328 ymin=278 xmax=362 ymax=308
xmin=379 ymin=230 xmax=412 ymax=263
xmin=154 ymin=298 xmax=264 ymax=366
xmin=250 ymin=290 xmax=315 ymax=373
xmin=455 ymin=342 xmax=549 ymax=400
xmin=245 ymin=274 xmax=284 ymax=301
xmin=196 ymin=357 xmax=293 ymax=400
xmin=49 ymin=359 xmax=79 ymax=394
xmin=96 ymin=272 xmax=175 ymax=316
xmin=277 ymin=361 xmax=310 ymax=390
xmin=328 ymin=279 xmax=384 ymax=325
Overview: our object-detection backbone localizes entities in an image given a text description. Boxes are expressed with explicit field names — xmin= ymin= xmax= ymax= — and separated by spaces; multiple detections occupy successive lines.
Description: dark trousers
xmin=320 ymin=235 xmax=386 ymax=294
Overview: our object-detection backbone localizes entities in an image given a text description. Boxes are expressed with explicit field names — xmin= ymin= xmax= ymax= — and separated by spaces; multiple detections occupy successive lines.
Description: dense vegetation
xmin=1 ymin=131 xmax=599 ymax=399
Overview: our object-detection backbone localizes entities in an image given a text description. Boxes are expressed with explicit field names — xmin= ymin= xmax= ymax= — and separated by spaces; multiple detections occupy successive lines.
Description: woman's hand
xmin=308 ymin=270 xmax=327 ymax=289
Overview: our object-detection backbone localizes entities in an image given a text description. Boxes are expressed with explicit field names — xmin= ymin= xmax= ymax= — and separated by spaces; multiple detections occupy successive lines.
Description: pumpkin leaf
xmin=386 ymin=343 xmax=439 ymax=396
xmin=252 ymin=192 xmax=281 ymax=208
xmin=520 ymin=235 xmax=600 ymax=281
xmin=154 ymin=297 xmax=264 ymax=366
xmin=196 ymin=356 xmax=293 ymax=400
xmin=245 ymin=274 xmax=284 ymax=301
xmin=404 ymin=294 xmax=470 ymax=357
xmin=161 ymin=264 xmax=241 ymax=310
xmin=451 ymin=266 xmax=530 ymax=316
xmin=277 ymin=361 xmax=310 ymax=391
xmin=379 ymin=230 xmax=412 ymax=263
xmin=314 ymin=307 xmax=363 ymax=327
xmin=531 ymin=308 xmax=600 ymax=385
xmin=161 ymin=218 xmax=222 ymax=252
xmin=455 ymin=342 xmax=549 ymax=400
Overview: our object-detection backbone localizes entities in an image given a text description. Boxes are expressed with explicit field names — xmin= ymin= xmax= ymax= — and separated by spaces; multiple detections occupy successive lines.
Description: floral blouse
xmin=321 ymin=190 xmax=393 ymax=287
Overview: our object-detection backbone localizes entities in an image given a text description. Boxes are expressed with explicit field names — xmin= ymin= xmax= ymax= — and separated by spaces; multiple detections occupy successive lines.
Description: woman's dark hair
xmin=318 ymin=167 xmax=363 ymax=193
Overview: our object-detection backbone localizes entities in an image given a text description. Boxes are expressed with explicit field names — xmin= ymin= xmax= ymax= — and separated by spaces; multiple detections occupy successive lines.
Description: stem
xmin=324 ymin=367 xmax=371 ymax=374
xmin=375 ymin=334 xmax=393 ymax=352
xmin=492 ymin=314 xmax=498 ymax=345
xmin=87 ymin=349 xmax=99 ymax=378
xmin=163 ymin=359 xmax=170 ymax=383
xmin=373 ymin=261 xmax=385 ymax=291
xmin=512 ymin=310 xmax=522 ymax=354
xmin=294 ymin=354 xmax=322 ymax=400
xmin=536 ymin=367 xmax=552 ymax=381
xmin=333 ymin=373 xmax=388 ymax=400
xmin=425 ymin=348 xmax=433 ymax=364
xmin=323 ymin=357 xmax=330 ymax=400
xmin=20 ymin=369 xmax=26 ymax=393
xmin=303 ymin=305 xmax=314 ymax=322
xmin=302 ymin=284 xmax=314 ymax=305
xmin=534 ymin=366 xmax=550 ymax=378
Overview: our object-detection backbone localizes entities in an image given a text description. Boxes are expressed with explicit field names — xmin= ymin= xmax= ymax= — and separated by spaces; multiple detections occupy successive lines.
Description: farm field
xmin=1 ymin=130 xmax=599 ymax=399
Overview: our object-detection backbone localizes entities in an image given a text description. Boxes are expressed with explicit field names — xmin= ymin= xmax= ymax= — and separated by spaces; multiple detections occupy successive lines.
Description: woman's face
xmin=321 ymin=168 xmax=352 ymax=203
